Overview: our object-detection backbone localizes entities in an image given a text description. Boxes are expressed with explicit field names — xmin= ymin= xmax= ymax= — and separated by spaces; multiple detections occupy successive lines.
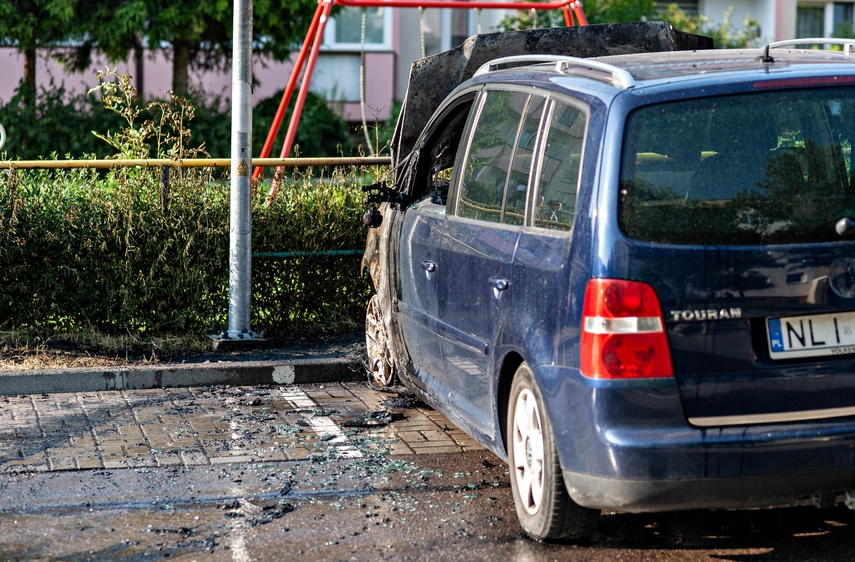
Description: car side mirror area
xmin=363 ymin=206 xmax=383 ymax=228
xmin=362 ymin=181 xmax=409 ymax=229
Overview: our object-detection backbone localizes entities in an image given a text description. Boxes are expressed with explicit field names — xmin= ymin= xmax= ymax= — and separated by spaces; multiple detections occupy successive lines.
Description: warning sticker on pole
xmin=237 ymin=159 xmax=249 ymax=177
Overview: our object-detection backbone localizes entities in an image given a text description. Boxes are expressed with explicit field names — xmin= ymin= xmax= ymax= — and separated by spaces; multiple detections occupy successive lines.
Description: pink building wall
xmin=0 ymin=47 xmax=395 ymax=122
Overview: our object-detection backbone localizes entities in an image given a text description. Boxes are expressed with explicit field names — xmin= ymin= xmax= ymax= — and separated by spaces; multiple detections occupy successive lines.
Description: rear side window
xmin=619 ymin=89 xmax=855 ymax=245
xmin=534 ymin=102 xmax=587 ymax=231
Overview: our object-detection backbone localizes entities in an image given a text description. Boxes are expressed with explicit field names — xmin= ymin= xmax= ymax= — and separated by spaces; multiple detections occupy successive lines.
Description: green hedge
xmin=0 ymin=72 xmax=380 ymax=343
xmin=0 ymin=164 xmax=375 ymax=339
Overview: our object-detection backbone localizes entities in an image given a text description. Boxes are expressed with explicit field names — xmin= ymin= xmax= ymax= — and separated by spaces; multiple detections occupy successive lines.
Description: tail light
xmin=580 ymin=278 xmax=674 ymax=379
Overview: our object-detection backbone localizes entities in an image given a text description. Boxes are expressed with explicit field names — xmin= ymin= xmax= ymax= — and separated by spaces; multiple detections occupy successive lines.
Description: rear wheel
xmin=507 ymin=362 xmax=600 ymax=541
xmin=365 ymin=294 xmax=396 ymax=387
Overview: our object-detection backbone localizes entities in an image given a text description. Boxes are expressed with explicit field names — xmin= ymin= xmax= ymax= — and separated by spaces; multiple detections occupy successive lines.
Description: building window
xmin=796 ymin=5 xmax=825 ymax=37
xmin=796 ymin=2 xmax=855 ymax=37
xmin=325 ymin=7 xmax=392 ymax=50
xmin=835 ymin=2 xmax=854 ymax=34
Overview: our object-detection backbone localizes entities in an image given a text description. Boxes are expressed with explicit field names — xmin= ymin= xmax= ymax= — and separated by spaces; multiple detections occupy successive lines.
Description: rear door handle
xmin=422 ymin=260 xmax=437 ymax=273
xmin=490 ymin=278 xmax=509 ymax=291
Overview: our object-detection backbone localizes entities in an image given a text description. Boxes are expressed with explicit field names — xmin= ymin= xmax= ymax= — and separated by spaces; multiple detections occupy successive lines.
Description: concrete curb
xmin=0 ymin=357 xmax=365 ymax=395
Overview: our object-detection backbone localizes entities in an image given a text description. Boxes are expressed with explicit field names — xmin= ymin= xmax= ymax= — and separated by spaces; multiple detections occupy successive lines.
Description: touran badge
xmin=669 ymin=308 xmax=742 ymax=322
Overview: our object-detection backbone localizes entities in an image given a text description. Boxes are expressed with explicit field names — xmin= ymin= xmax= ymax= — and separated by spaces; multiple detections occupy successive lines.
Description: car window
xmin=457 ymin=90 xmax=543 ymax=225
xmin=534 ymin=102 xmax=587 ymax=231
xmin=505 ymin=96 xmax=546 ymax=226
xmin=619 ymin=89 xmax=855 ymax=246
xmin=406 ymin=95 xmax=475 ymax=207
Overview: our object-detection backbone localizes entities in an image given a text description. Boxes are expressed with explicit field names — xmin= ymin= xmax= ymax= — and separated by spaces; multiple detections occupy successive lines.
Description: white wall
xmin=701 ymin=0 xmax=795 ymax=43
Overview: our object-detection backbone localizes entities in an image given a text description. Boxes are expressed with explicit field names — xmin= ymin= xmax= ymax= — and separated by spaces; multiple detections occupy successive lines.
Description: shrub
xmin=0 ymin=162 xmax=375 ymax=341
xmin=0 ymin=81 xmax=125 ymax=159
xmin=0 ymin=72 xmax=379 ymax=342
xmin=252 ymin=88 xmax=357 ymax=159
xmin=661 ymin=6 xmax=761 ymax=49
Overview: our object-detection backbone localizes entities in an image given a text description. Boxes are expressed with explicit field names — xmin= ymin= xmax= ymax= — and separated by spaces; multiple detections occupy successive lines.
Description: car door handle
xmin=421 ymin=260 xmax=437 ymax=273
xmin=490 ymin=278 xmax=509 ymax=291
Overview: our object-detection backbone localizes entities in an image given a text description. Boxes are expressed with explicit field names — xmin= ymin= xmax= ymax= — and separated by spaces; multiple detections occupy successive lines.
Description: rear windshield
xmin=619 ymin=88 xmax=855 ymax=245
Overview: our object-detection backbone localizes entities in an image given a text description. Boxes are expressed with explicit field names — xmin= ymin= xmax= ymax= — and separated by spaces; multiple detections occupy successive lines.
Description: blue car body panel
xmin=368 ymin=40 xmax=855 ymax=514
xmin=398 ymin=203 xmax=446 ymax=382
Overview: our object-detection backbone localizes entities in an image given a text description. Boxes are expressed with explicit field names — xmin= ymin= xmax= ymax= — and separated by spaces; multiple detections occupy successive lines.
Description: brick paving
xmin=0 ymin=383 xmax=484 ymax=473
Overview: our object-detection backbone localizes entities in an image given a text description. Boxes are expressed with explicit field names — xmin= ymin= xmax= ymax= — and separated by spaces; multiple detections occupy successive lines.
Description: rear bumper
xmin=538 ymin=364 xmax=855 ymax=512
xmin=564 ymin=467 xmax=855 ymax=512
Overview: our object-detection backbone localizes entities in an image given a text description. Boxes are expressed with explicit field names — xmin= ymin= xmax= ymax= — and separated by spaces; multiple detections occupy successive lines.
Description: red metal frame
xmin=259 ymin=0 xmax=587 ymax=202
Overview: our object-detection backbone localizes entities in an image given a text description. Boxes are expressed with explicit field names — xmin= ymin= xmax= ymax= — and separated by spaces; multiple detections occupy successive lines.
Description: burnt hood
xmin=390 ymin=21 xmax=714 ymax=182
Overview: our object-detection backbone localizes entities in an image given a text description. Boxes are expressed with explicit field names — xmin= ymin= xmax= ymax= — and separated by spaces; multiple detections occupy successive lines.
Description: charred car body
xmin=362 ymin=23 xmax=855 ymax=540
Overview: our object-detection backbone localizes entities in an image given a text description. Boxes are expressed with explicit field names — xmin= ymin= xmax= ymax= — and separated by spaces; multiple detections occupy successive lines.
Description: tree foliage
xmin=0 ymin=0 xmax=318 ymax=97
xmin=0 ymin=0 xmax=76 ymax=103
xmin=661 ymin=5 xmax=760 ymax=49
xmin=581 ymin=0 xmax=658 ymax=25
xmin=68 ymin=0 xmax=318 ymax=94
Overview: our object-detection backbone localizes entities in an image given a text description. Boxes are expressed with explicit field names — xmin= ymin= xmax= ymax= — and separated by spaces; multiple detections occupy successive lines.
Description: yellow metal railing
xmin=0 ymin=156 xmax=391 ymax=170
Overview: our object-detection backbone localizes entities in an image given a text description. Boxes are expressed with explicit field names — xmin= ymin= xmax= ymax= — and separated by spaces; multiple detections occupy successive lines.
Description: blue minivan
xmin=363 ymin=23 xmax=855 ymax=540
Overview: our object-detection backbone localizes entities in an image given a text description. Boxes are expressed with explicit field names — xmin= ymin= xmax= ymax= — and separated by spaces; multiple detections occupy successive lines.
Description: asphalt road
xmin=2 ymin=382 xmax=855 ymax=561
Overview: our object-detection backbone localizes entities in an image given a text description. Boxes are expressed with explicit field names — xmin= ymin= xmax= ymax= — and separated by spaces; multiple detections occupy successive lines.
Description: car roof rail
xmin=769 ymin=38 xmax=855 ymax=54
xmin=474 ymin=55 xmax=577 ymax=75
xmin=474 ymin=55 xmax=635 ymax=89
xmin=757 ymin=38 xmax=855 ymax=63
xmin=555 ymin=57 xmax=636 ymax=89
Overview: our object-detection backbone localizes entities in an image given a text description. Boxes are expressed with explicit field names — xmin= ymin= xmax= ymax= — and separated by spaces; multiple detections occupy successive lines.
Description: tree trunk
xmin=172 ymin=40 xmax=190 ymax=94
xmin=21 ymin=45 xmax=37 ymax=154
xmin=23 ymin=46 xmax=37 ymax=106
xmin=134 ymin=35 xmax=145 ymax=100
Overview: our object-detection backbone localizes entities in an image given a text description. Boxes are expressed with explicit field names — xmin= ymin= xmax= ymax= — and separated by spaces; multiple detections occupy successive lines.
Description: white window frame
xmin=797 ymin=0 xmax=855 ymax=36
xmin=324 ymin=7 xmax=393 ymax=51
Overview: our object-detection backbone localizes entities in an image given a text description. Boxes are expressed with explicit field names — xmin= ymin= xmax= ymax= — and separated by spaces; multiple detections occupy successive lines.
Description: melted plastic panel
xmin=391 ymin=22 xmax=714 ymax=179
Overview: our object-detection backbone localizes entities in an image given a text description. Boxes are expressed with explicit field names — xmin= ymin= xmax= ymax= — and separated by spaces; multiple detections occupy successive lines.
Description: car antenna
xmin=757 ymin=44 xmax=775 ymax=64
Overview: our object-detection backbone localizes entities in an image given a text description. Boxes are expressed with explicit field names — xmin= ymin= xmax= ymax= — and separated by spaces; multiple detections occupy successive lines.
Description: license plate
xmin=768 ymin=311 xmax=855 ymax=359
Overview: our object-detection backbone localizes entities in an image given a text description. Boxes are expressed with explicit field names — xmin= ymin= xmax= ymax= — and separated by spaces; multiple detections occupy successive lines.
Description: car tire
xmin=507 ymin=362 xmax=600 ymax=541
xmin=365 ymin=294 xmax=396 ymax=387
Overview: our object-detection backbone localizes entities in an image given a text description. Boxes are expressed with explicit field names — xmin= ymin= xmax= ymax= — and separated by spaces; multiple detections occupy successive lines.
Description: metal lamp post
xmin=210 ymin=0 xmax=264 ymax=349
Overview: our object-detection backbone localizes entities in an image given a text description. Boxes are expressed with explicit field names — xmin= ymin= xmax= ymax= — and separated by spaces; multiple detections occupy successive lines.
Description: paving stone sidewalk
xmin=0 ymin=383 xmax=483 ymax=473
